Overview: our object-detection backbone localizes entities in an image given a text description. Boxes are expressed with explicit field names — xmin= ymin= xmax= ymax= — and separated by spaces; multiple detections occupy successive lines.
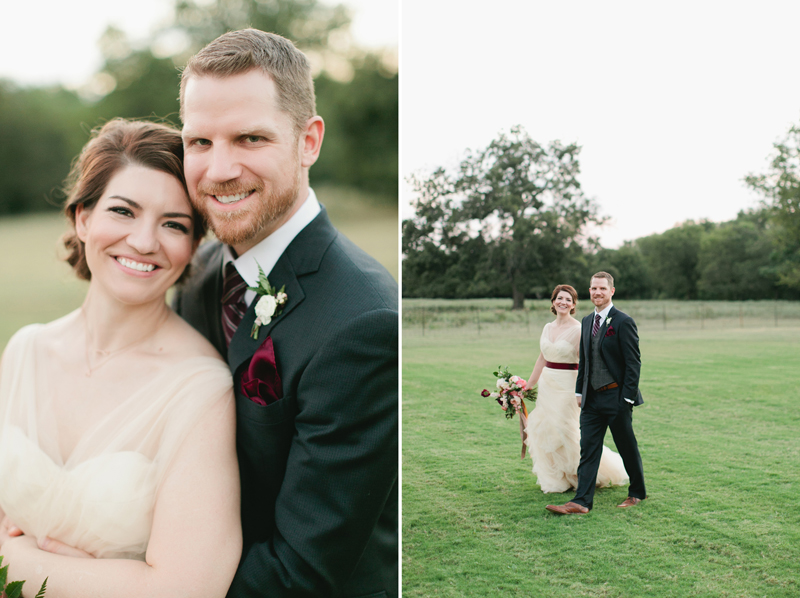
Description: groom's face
xmin=590 ymin=277 xmax=614 ymax=310
xmin=181 ymin=69 xmax=305 ymax=255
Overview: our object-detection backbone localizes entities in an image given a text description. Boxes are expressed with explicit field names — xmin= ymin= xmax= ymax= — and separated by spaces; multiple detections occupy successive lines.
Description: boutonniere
xmin=605 ymin=316 xmax=613 ymax=326
xmin=248 ymin=263 xmax=288 ymax=339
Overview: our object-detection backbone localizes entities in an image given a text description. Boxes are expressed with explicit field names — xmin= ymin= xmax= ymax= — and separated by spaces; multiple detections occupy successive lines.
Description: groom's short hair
xmin=591 ymin=271 xmax=614 ymax=287
xmin=179 ymin=28 xmax=316 ymax=135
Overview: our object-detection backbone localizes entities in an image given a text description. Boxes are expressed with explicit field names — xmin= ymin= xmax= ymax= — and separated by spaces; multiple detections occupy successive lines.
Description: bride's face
xmin=553 ymin=291 xmax=574 ymax=315
xmin=76 ymin=164 xmax=197 ymax=305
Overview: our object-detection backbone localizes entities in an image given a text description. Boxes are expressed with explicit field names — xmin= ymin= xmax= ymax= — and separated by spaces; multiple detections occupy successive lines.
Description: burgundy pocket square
xmin=604 ymin=326 xmax=616 ymax=337
xmin=241 ymin=336 xmax=283 ymax=406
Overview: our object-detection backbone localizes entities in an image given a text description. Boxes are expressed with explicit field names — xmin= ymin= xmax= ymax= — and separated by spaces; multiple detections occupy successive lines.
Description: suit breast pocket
xmin=236 ymin=389 xmax=297 ymax=426
xmin=235 ymin=391 xmax=297 ymax=474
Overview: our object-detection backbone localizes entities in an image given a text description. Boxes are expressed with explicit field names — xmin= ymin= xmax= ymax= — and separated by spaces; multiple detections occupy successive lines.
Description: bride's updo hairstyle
xmin=550 ymin=284 xmax=578 ymax=315
xmin=62 ymin=118 xmax=205 ymax=281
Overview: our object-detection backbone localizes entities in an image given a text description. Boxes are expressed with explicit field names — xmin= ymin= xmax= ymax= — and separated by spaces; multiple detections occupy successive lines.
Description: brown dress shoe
xmin=545 ymin=502 xmax=589 ymax=515
xmin=617 ymin=496 xmax=645 ymax=508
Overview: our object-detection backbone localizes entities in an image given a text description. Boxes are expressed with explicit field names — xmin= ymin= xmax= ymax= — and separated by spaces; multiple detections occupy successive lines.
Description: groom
xmin=546 ymin=272 xmax=646 ymax=515
xmin=173 ymin=30 xmax=398 ymax=597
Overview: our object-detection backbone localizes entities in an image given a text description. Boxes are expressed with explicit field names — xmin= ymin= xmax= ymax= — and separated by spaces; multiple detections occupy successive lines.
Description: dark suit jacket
xmin=575 ymin=306 xmax=643 ymax=408
xmin=173 ymin=208 xmax=398 ymax=598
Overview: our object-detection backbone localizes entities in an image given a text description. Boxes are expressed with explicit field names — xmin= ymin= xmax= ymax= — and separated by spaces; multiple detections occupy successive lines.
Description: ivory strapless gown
xmin=525 ymin=321 xmax=628 ymax=493
xmin=0 ymin=324 xmax=233 ymax=559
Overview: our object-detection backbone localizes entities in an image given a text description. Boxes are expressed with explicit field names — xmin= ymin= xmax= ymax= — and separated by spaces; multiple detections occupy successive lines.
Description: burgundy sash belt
xmin=545 ymin=361 xmax=579 ymax=370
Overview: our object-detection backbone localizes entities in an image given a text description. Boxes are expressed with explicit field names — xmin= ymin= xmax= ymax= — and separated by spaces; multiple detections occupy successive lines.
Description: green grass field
xmin=403 ymin=319 xmax=800 ymax=597
xmin=0 ymin=186 xmax=397 ymax=349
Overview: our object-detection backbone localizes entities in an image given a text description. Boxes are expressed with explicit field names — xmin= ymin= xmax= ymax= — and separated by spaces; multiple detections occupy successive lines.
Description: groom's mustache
xmin=196 ymin=180 xmax=266 ymax=199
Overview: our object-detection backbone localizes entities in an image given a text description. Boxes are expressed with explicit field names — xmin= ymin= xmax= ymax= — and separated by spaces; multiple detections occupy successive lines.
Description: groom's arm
xmin=228 ymin=308 xmax=398 ymax=598
xmin=619 ymin=316 xmax=642 ymax=400
xmin=575 ymin=321 xmax=586 ymax=404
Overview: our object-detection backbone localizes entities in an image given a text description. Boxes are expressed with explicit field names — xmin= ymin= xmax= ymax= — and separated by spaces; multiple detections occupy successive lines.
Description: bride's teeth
xmin=216 ymin=191 xmax=249 ymax=204
xmin=117 ymin=257 xmax=155 ymax=272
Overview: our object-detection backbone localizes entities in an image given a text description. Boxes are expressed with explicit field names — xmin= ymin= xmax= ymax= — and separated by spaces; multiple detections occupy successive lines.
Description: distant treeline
xmin=403 ymin=123 xmax=800 ymax=304
xmin=0 ymin=0 xmax=397 ymax=216
xmin=403 ymin=208 xmax=799 ymax=301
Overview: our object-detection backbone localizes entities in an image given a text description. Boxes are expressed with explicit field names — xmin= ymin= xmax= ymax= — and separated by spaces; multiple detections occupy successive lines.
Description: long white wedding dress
xmin=525 ymin=321 xmax=628 ymax=493
xmin=0 ymin=324 xmax=233 ymax=559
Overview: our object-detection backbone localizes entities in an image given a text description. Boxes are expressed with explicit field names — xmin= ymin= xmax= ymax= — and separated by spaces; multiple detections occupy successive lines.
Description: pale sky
xmin=401 ymin=0 xmax=800 ymax=248
xmin=0 ymin=0 xmax=397 ymax=88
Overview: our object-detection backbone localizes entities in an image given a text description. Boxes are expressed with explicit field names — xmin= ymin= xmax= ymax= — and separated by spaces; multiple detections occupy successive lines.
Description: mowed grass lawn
xmin=403 ymin=323 xmax=800 ymax=597
xmin=0 ymin=187 xmax=397 ymax=349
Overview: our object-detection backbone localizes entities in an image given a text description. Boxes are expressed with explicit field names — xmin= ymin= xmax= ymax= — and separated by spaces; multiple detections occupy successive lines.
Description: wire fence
xmin=402 ymin=299 xmax=800 ymax=339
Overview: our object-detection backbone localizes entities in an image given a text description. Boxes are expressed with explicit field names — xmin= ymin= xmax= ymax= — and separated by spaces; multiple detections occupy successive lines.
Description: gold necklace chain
xmin=82 ymin=308 xmax=168 ymax=377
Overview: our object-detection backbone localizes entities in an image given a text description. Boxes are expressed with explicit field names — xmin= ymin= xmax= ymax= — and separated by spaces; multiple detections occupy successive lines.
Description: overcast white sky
xmin=0 ymin=0 xmax=397 ymax=87
xmin=401 ymin=0 xmax=800 ymax=248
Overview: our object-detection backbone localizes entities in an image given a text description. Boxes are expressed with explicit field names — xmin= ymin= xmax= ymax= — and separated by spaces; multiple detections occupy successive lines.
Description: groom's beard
xmin=194 ymin=160 xmax=302 ymax=249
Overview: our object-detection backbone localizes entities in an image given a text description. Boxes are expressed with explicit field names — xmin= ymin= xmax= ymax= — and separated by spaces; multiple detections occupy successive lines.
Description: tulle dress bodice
xmin=539 ymin=322 xmax=581 ymax=365
xmin=0 ymin=324 xmax=233 ymax=559
xmin=525 ymin=320 xmax=628 ymax=493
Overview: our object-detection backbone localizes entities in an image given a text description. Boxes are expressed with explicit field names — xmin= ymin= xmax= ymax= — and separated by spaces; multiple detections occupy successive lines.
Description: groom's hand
xmin=575 ymin=393 xmax=582 ymax=407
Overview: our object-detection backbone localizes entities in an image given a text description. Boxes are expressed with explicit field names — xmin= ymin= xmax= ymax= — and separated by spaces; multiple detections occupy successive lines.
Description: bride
xmin=0 ymin=119 xmax=241 ymax=596
xmin=525 ymin=284 xmax=628 ymax=493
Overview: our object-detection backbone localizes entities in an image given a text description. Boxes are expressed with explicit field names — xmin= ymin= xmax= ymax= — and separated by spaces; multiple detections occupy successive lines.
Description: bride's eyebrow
xmin=163 ymin=212 xmax=193 ymax=220
xmin=109 ymin=195 xmax=141 ymax=209
xmin=109 ymin=196 xmax=191 ymax=220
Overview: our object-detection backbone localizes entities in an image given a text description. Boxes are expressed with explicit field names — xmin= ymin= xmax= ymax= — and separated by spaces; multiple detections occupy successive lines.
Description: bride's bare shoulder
xmin=160 ymin=312 xmax=224 ymax=362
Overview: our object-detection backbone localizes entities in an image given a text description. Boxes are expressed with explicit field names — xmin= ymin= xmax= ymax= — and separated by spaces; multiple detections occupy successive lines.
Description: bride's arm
xmin=0 ymin=389 xmax=242 ymax=598
xmin=527 ymin=353 xmax=546 ymax=388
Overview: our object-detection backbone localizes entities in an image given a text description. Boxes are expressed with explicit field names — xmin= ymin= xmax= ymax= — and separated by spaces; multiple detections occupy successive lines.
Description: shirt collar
xmin=594 ymin=302 xmax=614 ymax=321
xmin=222 ymin=188 xmax=321 ymax=287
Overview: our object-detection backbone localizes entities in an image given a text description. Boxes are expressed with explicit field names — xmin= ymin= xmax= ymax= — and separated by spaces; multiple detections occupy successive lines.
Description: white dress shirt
xmin=222 ymin=188 xmax=322 ymax=305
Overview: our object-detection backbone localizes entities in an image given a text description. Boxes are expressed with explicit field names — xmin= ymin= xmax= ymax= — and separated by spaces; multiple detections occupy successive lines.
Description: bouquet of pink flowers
xmin=481 ymin=366 xmax=537 ymax=419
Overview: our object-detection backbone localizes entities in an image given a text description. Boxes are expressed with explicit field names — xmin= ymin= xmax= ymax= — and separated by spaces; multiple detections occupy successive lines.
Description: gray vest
xmin=590 ymin=321 xmax=615 ymax=390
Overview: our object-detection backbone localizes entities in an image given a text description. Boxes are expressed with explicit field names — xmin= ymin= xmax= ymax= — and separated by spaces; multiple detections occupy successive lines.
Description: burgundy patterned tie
xmin=221 ymin=263 xmax=248 ymax=347
xmin=592 ymin=313 xmax=602 ymax=337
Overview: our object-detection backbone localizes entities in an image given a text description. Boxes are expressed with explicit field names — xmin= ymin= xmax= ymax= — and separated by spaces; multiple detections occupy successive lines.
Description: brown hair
xmin=180 ymin=29 xmax=316 ymax=134
xmin=63 ymin=118 xmax=205 ymax=281
xmin=591 ymin=271 xmax=615 ymax=287
xmin=550 ymin=284 xmax=578 ymax=315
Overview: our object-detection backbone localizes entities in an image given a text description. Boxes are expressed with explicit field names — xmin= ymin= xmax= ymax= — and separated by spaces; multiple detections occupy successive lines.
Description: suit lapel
xmin=225 ymin=207 xmax=337 ymax=374
xmin=598 ymin=306 xmax=617 ymax=348
xmin=228 ymin=253 xmax=305 ymax=374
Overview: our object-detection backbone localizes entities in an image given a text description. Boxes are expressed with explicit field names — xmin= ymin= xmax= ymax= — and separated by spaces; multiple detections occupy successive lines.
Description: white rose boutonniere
xmin=606 ymin=316 xmax=613 ymax=326
xmin=249 ymin=262 xmax=288 ymax=339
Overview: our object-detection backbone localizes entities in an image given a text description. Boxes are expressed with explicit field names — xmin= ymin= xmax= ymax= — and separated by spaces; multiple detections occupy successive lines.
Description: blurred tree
xmin=90 ymin=28 xmax=184 ymax=125
xmin=745 ymin=121 xmax=800 ymax=290
xmin=636 ymin=221 xmax=712 ymax=299
xmin=0 ymin=81 xmax=90 ymax=214
xmin=312 ymin=56 xmax=397 ymax=200
xmin=171 ymin=0 xmax=351 ymax=55
xmin=403 ymin=127 xmax=604 ymax=307
xmin=696 ymin=210 xmax=782 ymax=300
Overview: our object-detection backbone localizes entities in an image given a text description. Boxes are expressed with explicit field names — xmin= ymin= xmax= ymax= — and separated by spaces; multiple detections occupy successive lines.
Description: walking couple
xmin=525 ymin=273 xmax=647 ymax=514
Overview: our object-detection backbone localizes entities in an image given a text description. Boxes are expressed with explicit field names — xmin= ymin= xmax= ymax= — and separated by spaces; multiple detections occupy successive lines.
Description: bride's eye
xmin=109 ymin=206 xmax=133 ymax=217
xmin=164 ymin=221 xmax=190 ymax=234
